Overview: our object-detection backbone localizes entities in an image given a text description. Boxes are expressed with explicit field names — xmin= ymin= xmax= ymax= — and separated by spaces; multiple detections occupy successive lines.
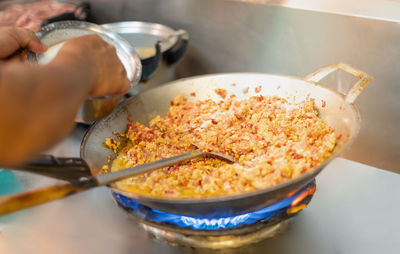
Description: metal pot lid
xmin=28 ymin=20 xmax=142 ymax=89
xmin=101 ymin=21 xmax=180 ymax=53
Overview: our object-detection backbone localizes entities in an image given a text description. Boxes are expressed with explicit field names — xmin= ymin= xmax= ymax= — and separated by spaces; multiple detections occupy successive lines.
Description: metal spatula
xmin=0 ymin=150 xmax=235 ymax=216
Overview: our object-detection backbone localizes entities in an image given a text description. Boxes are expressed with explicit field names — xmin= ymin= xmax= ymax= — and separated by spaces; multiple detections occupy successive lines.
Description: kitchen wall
xmin=87 ymin=0 xmax=400 ymax=173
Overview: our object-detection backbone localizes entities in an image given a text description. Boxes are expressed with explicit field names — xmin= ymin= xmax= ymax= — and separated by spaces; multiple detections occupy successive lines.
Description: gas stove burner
xmin=114 ymin=181 xmax=315 ymax=231
xmin=141 ymin=219 xmax=289 ymax=249
xmin=113 ymin=181 xmax=316 ymax=248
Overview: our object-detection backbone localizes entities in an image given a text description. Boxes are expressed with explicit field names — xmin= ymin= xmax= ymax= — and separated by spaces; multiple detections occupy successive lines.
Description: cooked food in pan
xmin=106 ymin=90 xmax=338 ymax=199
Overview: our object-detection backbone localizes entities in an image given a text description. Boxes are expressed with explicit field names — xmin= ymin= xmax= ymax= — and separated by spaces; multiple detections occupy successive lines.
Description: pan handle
xmin=140 ymin=41 xmax=162 ymax=82
xmin=12 ymin=155 xmax=92 ymax=182
xmin=0 ymin=178 xmax=98 ymax=216
xmin=304 ymin=63 xmax=372 ymax=104
xmin=41 ymin=2 xmax=91 ymax=27
xmin=163 ymin=29 xmax=189 ymax=65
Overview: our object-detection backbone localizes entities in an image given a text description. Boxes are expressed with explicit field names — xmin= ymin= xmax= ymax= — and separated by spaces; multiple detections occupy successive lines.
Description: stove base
xmin=140 ymin=220 xmax=289 ymax=249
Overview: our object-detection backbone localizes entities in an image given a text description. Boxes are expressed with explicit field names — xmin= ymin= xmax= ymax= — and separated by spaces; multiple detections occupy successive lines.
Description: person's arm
xmin=0 ymin=29 xmax=130 ymax=167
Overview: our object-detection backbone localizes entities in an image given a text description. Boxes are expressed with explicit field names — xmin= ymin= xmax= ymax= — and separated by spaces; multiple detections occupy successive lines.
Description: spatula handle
xmin=0 ymin=179 xmax=97 ymax=216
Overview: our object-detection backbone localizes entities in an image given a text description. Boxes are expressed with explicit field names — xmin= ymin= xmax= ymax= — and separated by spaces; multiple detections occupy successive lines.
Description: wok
xmin=4 ymin=63 xmax=371 ymax=218
xmin=80 ymin=63 xmax=371 ymax=217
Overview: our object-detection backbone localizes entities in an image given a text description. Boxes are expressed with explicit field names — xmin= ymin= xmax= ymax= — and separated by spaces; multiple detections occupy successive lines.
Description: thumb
xmin=27 ymin=40 xmax=47 ymax=53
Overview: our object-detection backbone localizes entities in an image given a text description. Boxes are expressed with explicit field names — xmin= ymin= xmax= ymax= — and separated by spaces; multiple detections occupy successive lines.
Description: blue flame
xmin=112 ymin=182 xmax=314 ymax=230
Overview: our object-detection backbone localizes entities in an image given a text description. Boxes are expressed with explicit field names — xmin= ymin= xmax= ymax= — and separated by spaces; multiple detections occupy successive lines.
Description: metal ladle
xmin=0 ymin=150 xmax=235 ymax=216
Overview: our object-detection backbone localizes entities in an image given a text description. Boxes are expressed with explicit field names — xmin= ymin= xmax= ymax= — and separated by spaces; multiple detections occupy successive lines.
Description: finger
xmin=9 ymin=28 xmax=47 ymax=53
xmin=27 ymin=40 xmax=47 ymax=53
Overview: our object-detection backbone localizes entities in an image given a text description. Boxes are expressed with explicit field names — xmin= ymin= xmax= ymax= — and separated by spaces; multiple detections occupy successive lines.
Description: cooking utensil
xmin=102 ymin=22 xmax=189 ymax=95
xmin=81 ymin=63 xmax=371 ymax=217
xmin=12 ymin=155 xmax=92 ymax=182
xmin=0 ymin=150 xmax=234 ymax=216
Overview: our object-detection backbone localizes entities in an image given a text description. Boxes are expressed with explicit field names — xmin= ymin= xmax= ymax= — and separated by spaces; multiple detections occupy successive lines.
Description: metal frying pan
xmin=79 ymin=63 xmax=371 ymax=217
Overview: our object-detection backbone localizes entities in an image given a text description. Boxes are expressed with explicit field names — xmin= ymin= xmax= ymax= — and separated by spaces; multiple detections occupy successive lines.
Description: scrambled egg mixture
xmin=106 ymin=92 xmax=337 ymax=199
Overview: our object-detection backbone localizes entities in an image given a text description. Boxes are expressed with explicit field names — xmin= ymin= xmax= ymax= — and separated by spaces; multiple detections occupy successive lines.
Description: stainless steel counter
xmin=0 ymin=126 xmax=399 ymax=254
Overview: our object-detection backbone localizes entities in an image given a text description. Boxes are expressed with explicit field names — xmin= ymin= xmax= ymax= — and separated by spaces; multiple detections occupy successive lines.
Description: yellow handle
xmin=0 ymin=181 xmax=93 ymax=216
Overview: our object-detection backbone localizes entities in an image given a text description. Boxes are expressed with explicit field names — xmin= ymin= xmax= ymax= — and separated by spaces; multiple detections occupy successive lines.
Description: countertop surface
xmin=0 ymin=126 xmax=399 ymax=254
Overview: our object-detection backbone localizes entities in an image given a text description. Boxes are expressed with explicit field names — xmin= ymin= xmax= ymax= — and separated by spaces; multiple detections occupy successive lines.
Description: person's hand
xmin=51 ymin=34 xmax=131 ymax=98
xmin=0 ymin=34 xmax=130 ymax=167
xmin=0 ymin=26 xmax=46 ymax=59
